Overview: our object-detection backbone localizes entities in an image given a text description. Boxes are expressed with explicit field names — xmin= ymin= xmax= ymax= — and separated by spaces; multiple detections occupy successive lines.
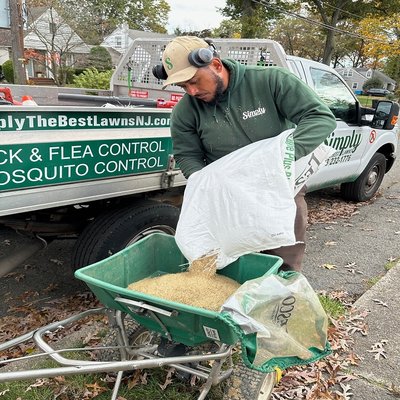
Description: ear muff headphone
xmin=152 ymin=39 xmax=217 ymax=80
xmin=152 ymin=64 xmax=168 ymax=80
xmin=187 ymin=40 xmax=217 ymax=67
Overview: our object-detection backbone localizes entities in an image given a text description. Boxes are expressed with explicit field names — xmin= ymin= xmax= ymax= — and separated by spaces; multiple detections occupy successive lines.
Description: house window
xmin=366 ymin=69 xmax=372 ymax=78
xmin=49 ymin=22 xmax=56 ymax=34
xmin=115 ymin=36 xmax=122 ymax=48
xmin=344 ymin=69 xmax=353 ymax=77
xmin=352 ymin=82 xmax=358 ymax=89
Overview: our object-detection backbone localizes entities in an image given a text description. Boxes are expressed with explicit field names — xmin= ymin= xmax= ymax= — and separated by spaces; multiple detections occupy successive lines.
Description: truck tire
xmin=72 ymin=200 xmax=180 ymax=269
xmin=223 ymin=359 xmax=276 ymax=400
xmin=340 ymin=153 xmax=386 ymax=202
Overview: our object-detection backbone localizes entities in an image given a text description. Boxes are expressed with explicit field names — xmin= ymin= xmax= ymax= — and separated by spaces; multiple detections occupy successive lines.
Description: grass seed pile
xmin=127 ymin=254 xmax=240 ymax=311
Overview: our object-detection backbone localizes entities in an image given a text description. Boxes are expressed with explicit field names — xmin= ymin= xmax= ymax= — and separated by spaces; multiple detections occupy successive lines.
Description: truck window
xmin=310 ymin=67 xmax=358 ymax=125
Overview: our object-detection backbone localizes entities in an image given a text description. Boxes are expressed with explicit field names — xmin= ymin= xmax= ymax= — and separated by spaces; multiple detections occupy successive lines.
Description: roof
xmin=27 ymin=7 xmax=47 ymax=25
xmin=336 ymin=67 xmax=396 ymax=84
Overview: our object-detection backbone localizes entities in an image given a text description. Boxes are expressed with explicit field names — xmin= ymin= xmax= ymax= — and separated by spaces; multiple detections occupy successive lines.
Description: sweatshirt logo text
xmin=242 ymin=107 xmax=266 ymax=120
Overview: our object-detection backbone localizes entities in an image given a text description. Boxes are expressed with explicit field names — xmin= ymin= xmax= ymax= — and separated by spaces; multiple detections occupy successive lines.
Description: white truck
xmin=0 ymin=38 xmax=398 ymax=272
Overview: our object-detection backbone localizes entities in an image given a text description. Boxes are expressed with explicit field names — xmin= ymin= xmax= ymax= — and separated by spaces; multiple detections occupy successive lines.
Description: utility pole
xmin=9 ymin=0 xmax=27 ymax=84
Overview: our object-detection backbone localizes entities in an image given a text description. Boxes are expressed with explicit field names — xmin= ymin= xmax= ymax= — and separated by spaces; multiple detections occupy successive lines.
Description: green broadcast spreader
xmin=0 ymin=233 xmax=329 ymax=400
xmin=74 ymin=233 xmax=283 ymax=347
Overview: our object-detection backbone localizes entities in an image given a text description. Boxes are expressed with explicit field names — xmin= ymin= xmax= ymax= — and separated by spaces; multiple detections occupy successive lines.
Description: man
xmin=153 ymin=36 xmax=337 ymax=271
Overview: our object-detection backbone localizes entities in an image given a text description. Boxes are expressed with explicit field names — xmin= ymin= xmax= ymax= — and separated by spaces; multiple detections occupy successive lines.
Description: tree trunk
xmin=322 ymin=29 xmax=335 ymax=65
xmin=9 ymin=0 xmax=27 ymax=84
xmin=241 ymin=0 xmax=257 ymax=38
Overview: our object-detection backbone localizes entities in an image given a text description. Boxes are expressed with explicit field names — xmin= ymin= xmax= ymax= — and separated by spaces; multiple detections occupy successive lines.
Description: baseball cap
xmin=161 ymin=36 xmax=209 ymax=89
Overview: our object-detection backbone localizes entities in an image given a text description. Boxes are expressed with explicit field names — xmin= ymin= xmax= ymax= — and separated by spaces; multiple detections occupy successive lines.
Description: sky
xmin=166 ymin=0 xmax=227 ymax=33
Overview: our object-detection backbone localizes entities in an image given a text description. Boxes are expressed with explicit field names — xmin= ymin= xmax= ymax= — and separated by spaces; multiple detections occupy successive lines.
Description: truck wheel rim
xmin=367 ymin=169 xmax=378 ymax=187
xmin=126 ymin=225 xmax=175 ymax=246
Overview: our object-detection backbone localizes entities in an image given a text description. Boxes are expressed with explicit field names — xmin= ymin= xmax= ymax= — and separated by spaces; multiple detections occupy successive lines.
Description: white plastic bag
xmin=175 ymin=129 xmax=333 ymax=269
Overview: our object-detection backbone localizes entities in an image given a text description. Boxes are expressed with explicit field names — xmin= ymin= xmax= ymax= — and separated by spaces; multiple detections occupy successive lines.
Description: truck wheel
xmin=340 ymin=153 xmax=386 ymax=202
xmin=223 ymin=359 xmax=276 ymax=400
xmin=72 ymin=200 xmax=180 ymax=269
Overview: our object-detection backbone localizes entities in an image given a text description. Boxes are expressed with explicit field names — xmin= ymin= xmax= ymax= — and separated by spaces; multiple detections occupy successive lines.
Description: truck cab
xmin=286 ymin=55 xmax=399 ymax=201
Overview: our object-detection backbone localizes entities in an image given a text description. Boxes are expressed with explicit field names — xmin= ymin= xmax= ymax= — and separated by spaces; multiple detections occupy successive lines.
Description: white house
xmin=101 ymin=23 xmax=173 ymax=65
xmin=335 ymin=66 xmax=396 ymax=94
xmin=1 ymin=6 xmax=90 ymax=82
xmin=24 ymin=7 xmax=90 ymax=80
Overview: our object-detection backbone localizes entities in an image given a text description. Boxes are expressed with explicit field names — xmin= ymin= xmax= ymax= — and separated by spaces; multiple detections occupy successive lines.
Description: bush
xmin=72 ymin=67 xmax=113 ymax=90
xmin=2 ymin=60 xmax=14 ymax=83
xmin=362 ymin=77 xmax=383 ymax=93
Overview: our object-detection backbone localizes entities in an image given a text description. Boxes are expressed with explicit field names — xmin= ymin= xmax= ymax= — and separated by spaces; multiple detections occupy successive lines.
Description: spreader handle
xmin=114 ymin=296 xmax=176 ymax=317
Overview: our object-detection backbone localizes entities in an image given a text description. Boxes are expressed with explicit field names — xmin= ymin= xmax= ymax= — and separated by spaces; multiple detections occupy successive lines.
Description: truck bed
xmin=0 ymin=105 xmax=185 ymax=216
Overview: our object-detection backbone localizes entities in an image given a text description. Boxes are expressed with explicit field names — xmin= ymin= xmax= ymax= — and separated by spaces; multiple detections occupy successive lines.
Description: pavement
xmin=300 ymin=165 xmax=400 ymax=399
xmin=350 ymin=263 xmax=400 ymax=399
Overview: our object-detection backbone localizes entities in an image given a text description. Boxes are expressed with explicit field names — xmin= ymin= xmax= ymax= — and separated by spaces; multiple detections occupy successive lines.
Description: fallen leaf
xmin=159 ymin=367 xmax=175 ymax=390
xmin=25 ymin=378 xmax=51 ymax=391
xmin=85 ymin=382 xmax=107 ymax=396
xmin=320 ymin=263 xmax=337 ymax=270
xmin=372 ymin=299 xmax=389 ymax=308
xmin=127 ymin=370 xmax=142 ymax=390
xmin=338 ymin=383 xmax=353 ymax=399
xmin=367 ymin=340 xmax=388 ymax=360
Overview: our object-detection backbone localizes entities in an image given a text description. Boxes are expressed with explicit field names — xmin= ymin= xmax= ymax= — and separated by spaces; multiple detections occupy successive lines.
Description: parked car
xmin=366 ymin=88 xmax=391 ymax=96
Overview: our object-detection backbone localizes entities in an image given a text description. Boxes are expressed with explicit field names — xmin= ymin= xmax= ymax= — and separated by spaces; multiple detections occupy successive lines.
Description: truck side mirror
xmin=371 ymin=101 xmax=399 ymax=130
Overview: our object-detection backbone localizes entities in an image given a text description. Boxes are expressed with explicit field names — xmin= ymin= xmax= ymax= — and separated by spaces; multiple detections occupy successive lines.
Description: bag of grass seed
xmin=220 ymin=271 xmax=331 ymax=372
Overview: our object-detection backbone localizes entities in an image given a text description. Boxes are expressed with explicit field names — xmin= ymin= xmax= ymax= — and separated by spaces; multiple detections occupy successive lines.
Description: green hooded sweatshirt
xmin=171 ymin=59 xmax=337 ymax=178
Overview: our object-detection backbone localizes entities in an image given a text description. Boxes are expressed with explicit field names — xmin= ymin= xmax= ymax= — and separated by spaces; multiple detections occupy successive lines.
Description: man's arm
xmin=271 ymin=68 xmax=337 ymax=159
xmin=171 ymin=104 xmax=206 ymax=178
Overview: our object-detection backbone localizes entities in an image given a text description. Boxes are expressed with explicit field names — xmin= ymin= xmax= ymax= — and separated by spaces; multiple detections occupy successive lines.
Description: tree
xmin=303 ymin=0 xmax=400 ymax=65
xmin=87 ymin=46 xmax=112 ymax=71
xmin=362 ymin=77 xmax=383 ymax=92
xmin=212 ymin=20 xmax=242 ymax=38
xmin=220 ymin=0 xmax=296 ymax=38
xmin=384 ymin=55 xmax=400 ymax=83
xmin=269 ymin=16 xmax=325 ymax=61
xmin=9 ymin=0 xmax=27 ymax=84
xmin=59 ymin=0 xmax=170 ymax=44
xmin=173 ymin=28 xmax=213 ymax=38
xmin=358 ymin=14 xmax=400 ymax=70
xmin=331 ymin=21 xmax=369 ymax=68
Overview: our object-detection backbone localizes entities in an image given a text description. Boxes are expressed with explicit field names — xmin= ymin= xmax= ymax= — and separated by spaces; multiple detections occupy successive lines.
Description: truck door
xmin=304 ymin=66 xmax=367 ymax=190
